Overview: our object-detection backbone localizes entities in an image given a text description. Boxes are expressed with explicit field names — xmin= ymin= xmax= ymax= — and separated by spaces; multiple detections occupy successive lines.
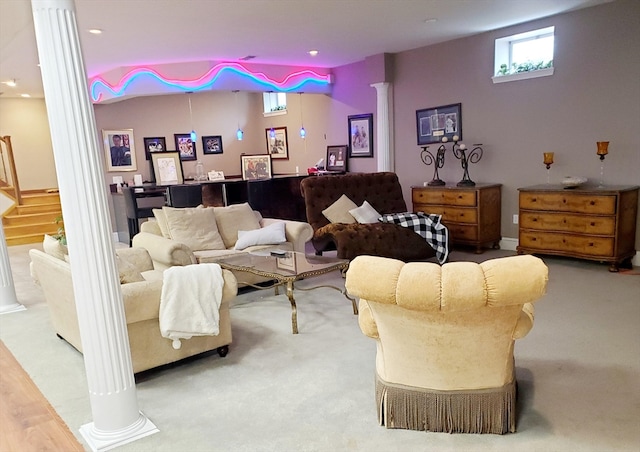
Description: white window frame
xmin=492 ymin=26 xmax=555 ymax=84
xmin=263 ymin=92 xmax=287 ymax=116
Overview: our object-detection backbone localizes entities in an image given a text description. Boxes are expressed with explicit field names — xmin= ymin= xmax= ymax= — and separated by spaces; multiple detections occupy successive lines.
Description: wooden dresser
xmin=517 ymin=184 xmax=639 ymax=271
xmin=412 ymin=183 xmax=502 ymax=253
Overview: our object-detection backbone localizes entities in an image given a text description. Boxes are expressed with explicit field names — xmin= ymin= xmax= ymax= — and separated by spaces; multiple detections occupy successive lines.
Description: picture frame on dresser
xmin=241 ymin=154 xmax=272 ymax=181
xmin=326 ymin=145 xmax=348 ymax=172
xmin=151 ymin=151 xmax=184 ymax=185
xmin=416 ymin=103 xmax=462 ymax=145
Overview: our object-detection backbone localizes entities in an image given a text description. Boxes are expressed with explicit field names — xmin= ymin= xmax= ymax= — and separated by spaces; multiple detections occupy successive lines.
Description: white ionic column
xmin=0 ymin=226 xmax=26 ymax=314
xmin=371 ymin=82 xmax=393 ymax=172
xmin=30 ymin=1 xmax=157 ymax=450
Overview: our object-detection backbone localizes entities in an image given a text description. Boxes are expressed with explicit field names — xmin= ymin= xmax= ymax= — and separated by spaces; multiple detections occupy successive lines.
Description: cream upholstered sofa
xmin=29 ymin=243 xmax=237 ymax=373
xmin=132 ymin=203 xmax=313 ymax=286
xmin=345 ymin=254 xmax=548 ymax=434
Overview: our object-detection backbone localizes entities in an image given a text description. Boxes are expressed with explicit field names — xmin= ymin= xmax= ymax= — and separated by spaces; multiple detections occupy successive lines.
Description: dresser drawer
xmin=416 ymin=205 xmax=477 ymax=224
xmin=520 ymin=212 xmax=616 ymax=235
xmin=413 ymin=190 xmax=477 ymax=207
xmin=449 ymin=224 xmax=478 ymax=241
xmin=519 ymin=231 xmax=614 ymax=257
xmin=519 ymin=192 xmax=616 ymax=214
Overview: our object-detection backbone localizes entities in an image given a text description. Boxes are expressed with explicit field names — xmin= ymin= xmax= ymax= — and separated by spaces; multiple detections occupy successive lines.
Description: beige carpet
xmin=2 ymin=243 xmax=639 ymax=451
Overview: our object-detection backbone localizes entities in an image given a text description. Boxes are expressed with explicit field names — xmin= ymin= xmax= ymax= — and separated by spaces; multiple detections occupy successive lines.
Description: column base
xmin=0 ymin=303 xmax=27 ymax=315
xmin=80 ymin=412 xmax=158 ymax=452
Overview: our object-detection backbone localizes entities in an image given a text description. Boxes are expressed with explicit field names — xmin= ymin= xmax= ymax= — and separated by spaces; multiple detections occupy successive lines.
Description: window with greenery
xmin=493 ymin=26 xmax=554 ymax=83
xmin=263 ymin=92 xmax=287 ymax=115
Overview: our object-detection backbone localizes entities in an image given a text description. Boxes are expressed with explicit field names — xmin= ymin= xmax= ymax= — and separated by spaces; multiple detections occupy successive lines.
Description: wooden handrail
xmin=0 ymin=136 xmax=22 ymax=205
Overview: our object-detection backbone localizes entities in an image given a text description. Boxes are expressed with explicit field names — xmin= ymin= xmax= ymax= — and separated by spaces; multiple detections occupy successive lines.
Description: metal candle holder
xmin=420 ymin=144 xmax=446 ymax=186
xmin=452 ymin=142 xmax=483 ymax=187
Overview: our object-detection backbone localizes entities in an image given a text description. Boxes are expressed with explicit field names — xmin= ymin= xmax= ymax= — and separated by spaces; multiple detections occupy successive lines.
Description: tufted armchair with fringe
xmin=345 ymin=254 xmax=548 ymax=434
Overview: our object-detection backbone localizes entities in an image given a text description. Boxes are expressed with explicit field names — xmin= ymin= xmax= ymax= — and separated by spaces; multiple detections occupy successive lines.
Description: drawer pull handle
xmin=589 ymin=242 xmax=594 ymax=247
xmin=590 ymin=201 xmax=595 ymax=206
xmin=563 ymin=199 xmax=567 ymax=203
xmin=590 ymin=222 xmax=596 ymax=226
xmin=532 ymin=218 xmax=538 ymax=222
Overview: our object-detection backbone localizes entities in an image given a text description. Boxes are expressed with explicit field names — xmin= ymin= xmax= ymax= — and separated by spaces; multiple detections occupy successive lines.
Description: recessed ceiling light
xmin=88 ymin=29 xmax=103 ymax=34
xmin=21 ymin=94 xmax=31 ymax=98
xmin=424 ymin=18 xmax=438 ymax=24
xmin=308 ymin=50 xmax=319 ymax=57
xmin=4 ymin=79 xmax=17 ymax=87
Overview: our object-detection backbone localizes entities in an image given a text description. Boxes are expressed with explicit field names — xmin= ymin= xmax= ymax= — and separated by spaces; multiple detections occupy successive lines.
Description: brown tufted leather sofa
xmin=300 ymin=172 xmax=438 ymax=261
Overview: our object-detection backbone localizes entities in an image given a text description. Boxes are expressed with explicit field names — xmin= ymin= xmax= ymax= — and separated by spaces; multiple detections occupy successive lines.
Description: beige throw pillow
xmin=322 ymin=194 xmax=357 ymax=224
xmin=213 ymin=203 xmax=261 ymax=248
xmin=42 ymin=234 xmax=67 ymax=260
xmin=162 ymin=206 xmax=225 ymax=251
xmin=349 ymin=200 xmax=381 ymax=224
xmin=116 ymin=256 xmax=145 ymax=284
xmin=153 ymin=208 xmax=171 ymax=238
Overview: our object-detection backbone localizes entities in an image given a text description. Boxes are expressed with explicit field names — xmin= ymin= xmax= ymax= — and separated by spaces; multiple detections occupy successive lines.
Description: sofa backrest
xmin=300 ymin=172 xmax=407 ymax=231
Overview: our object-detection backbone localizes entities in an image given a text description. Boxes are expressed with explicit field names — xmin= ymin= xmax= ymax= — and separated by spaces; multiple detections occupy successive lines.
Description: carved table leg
xmin=286 ymin=281 xmax=298 ymax=334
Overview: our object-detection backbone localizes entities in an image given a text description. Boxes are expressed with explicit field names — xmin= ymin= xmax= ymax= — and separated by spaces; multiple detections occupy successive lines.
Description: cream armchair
xmin=30 ymin=246 xmax=237 ymax=373
xmin=345 ymin=254 xmax=548 ymax=434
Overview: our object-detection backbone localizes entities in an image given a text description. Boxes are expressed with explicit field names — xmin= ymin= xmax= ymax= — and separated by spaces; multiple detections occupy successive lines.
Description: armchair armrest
xmin=132 ymin=232 xmax=196 ymax=270
xmin=358 ymin=300 xmax=379 ymax=339
xmin=513 ymin=303 xmax=535 ymax=339
xmin=261 ymin=218 xmax=313 ymax=253
xmin=121 ymin=280 xmax=163 ymax=324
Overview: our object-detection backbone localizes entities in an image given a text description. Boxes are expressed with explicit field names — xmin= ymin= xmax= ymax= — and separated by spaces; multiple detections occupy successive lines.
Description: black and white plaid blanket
xmin=379 ymin=212 xmax=449 ymax=264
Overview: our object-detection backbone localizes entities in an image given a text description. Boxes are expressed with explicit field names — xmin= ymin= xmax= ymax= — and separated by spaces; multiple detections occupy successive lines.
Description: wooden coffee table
xmin=211 ymin=251 xmax=356 ymax=334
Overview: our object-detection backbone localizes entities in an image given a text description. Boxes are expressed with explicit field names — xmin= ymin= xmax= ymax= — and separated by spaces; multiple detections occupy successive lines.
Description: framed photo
xmin=348 ymin=114 xmax=373 ymax=158
xmin=241 ymin=154 xmax=272 ymax=181
xmin=265 ymin=127 xmax=289 ymax=159
xmin=202 ymin=135 xmax=223 ymax=155
xmin=174 ymin=133 xmax=197 ymax=161
xmin=143 ymin=136 xmax=166 ymax=160
xmin=151 ymin=151 xmax=184 ymax=185
xmin=102 ymin=129 xmax=137 ymax=172
xmin=326 ymin=145 xmax=348 ymax=172
xmin=416 ymin=103 xmax=462 ymax=145
xmin=276 ymin=252 xmax=297 ymax=273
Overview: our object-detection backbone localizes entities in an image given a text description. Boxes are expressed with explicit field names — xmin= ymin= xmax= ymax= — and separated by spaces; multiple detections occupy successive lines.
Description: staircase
xmin=2 ymin=188 xmax=62 ymax=246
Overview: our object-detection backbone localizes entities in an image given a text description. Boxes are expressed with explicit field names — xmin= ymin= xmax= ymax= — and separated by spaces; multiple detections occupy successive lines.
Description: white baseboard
xmin=500 ymin=237 xmax=639 ymax=267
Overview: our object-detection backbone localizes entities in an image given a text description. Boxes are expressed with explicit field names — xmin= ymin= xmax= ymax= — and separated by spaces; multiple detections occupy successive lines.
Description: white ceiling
xmin=0 ymin=0 xmax=612 ymax=99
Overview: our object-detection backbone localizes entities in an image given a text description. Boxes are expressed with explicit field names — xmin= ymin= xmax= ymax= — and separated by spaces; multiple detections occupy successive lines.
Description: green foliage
xmin=53 ymin=215 xmax=66 ymax=245
xmin=270 ymin=105 xmax=286 ymax=111
xmin=496 ymin=60 xmax=553 ymax=77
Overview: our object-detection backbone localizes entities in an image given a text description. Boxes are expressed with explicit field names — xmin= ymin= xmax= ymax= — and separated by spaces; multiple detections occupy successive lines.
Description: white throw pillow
xmin=234 ymin=221 xmax=287 ymax=250
xmin=322 ymin=194 xmax=357 ymax=224
xmin=42 ymin=234 xmax=67 ymax=260
xmin=349 ymin=200 xmax=381 ymax=224
xmin=162 ymin=206 xmax=226 ymax=251
xmin=213 ymin=203 xmax=261 ymax=248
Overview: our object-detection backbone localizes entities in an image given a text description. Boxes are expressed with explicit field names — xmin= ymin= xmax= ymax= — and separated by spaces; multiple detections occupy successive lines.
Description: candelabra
xmin=596 ymin=141 xmax=609 ymax=187
xmin=420 ymin=143 xmax=446 ymax=186
xmin=452 ymin=140 xmax=483 ymax=187
xmin=543 ymin=152 xmax=554 ymax=184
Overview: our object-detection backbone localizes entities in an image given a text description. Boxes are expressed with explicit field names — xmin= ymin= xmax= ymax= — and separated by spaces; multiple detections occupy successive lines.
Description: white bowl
xmin=562 ymin=176 xmax=588 ymax=188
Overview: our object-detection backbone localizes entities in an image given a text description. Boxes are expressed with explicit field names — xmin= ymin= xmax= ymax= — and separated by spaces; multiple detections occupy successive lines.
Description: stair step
xmin=16 ymin=204 xmax=62 ymax=215
xmin=3 ymin=222 xmax=60 ymax=238
xmin=21 ymin=192 xmax=60 ymax=205
xmin=3 ymin=211 xmax=61 ymax=226
xmin=6 ymin=233 xmax=48 ymax=246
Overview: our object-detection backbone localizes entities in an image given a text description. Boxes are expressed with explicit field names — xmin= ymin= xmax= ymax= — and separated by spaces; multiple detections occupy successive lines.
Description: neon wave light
xmin=90 ymin=62 xmax=332 ymax=102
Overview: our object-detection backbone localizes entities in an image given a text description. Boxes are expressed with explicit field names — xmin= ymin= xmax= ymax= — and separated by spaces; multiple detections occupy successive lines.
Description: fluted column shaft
xmin=0 ymin=225 xmax=25 ymax=313
xmin=31 ymin=0 xmax=156 ymax=449
xmin=371 ymin=82 xmax=393 ymax=172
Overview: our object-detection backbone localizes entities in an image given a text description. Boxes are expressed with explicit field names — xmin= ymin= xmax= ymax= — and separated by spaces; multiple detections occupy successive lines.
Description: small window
xmin=493 ymin=26 xmax=554 ymax=83
xmin=263 ymin=92 xmax=287 ymax=116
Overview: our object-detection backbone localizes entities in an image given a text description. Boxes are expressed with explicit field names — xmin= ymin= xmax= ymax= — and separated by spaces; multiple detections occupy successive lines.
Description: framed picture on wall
xmin=143 ymin=136 xmax=167 ymax=160
xmin=102 ymin=129 xmax=137 ymax=172
xmin=326 ymin=145 xmax=348 ymax=172
xmin=265 ymin=127 xmax=289 ymax=159
xmin=348 ymin=114 xmax=373 ymax=158
xmin=202 ymin=135 xmax=223 ymax=154
xmin=416 ymin=103 xmax=462 ymax=145
xmin=151 ymin=151 xmax=184 ymax=185
xmin=174 ymin=133 xmax=197 ymax=161
xmin=241 ymin=154 xmax=272 ymax=181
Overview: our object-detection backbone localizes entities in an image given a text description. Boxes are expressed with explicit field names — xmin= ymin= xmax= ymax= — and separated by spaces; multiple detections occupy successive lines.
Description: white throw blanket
xmin=160 ymin=263 xmax=224 ymax=349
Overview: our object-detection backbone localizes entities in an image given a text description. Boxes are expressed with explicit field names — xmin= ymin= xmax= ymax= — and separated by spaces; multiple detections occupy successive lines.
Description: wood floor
xmin=0 ymin=340 xmax=84 ymax=451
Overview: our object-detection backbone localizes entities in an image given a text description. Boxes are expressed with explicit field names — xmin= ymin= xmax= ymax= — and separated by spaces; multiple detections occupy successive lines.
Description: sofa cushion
xmin=213 ymin=203 xmax=261 ymax=248
xmin=162 ymin=206 xmax=226 ymax=251
xmin=116 ymin=256 xmax=145 ymax=284
xmin=43 ymin=234 xmax=67 ymax=260
xmin=322 ymin=194 xmax=357 ymax=224
xmin=235 ymin=221 xmax=286 ymax=250
xmin=349 ymin=200 xmax=381 ymax=224
xmin=153 ymin=208 xmax=171 ymax=238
